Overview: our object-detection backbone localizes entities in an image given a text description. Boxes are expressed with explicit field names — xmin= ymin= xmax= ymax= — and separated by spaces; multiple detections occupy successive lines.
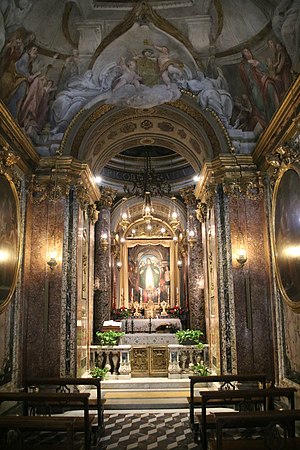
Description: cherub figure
xmin=112 ymin=57 xmax=141 ymax=91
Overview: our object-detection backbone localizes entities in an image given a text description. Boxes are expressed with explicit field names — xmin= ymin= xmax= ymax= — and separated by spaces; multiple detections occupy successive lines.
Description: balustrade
xmin=90 ymin=343 xmax=209 ymax=379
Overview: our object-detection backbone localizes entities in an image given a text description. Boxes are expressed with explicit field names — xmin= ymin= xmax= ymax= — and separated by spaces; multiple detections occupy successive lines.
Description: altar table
xmin=120 ymin=332 xmax=178 ymax=345
xmin=121 ymin=318 xmax=182 ymax=333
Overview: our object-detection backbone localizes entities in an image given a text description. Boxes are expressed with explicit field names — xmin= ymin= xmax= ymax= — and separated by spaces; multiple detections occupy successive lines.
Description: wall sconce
xmin=188 ymin=229 xmax=197 ymax=248
xmin=47 ymin=251 xmax=57 ymax=270
xmin=177 ymin=260 xmax=183 ymax=269
xmin=101 ymin=232 xmax=109 ymax=251
xmin=116 ymin=261 xmax=122 ymax=271
xmin=120 ymin=211 xmax=131 ymax=231
xmin=236 ymin=247 xmax=247 ymax=268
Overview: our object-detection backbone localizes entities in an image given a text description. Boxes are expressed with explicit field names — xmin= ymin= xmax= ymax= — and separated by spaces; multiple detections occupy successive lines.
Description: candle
xmin=121 ymin=288 xmax=124 ymax=297
xmin=131 ymin=288 xmax=134 ymax=298
xmin=176 ymin=287 xmax=179 ymax=295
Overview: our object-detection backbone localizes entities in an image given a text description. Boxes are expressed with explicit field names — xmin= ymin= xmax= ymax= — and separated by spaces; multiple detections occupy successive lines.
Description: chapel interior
xmin=0 ymin=0 xmax=300 ymax=448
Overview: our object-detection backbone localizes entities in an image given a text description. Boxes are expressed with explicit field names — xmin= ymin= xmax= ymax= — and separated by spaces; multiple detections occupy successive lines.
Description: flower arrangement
xmin=111 ymin=305 xmax=133 ymax=319
xmin=167 ymin=305 xmax=185 ymax=318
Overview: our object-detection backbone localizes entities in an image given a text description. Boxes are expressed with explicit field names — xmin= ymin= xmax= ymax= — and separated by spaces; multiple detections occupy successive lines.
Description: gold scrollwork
xmin=266 ymin=137 xmax=300 ymax=189
xmin=75 ymin=183 xmax=90 ymax=211
xmin=30 ymin=174 xmax=71 ymax=203
xmin=196 ymin=202 xmax=208 ymax=223
xmin=223 ymin=175 xmax=264 ymax=201
xmin=0 ymin=144 xmax=22 ymax=197
xmin=87 ymin=203 xmax=99 ymax=225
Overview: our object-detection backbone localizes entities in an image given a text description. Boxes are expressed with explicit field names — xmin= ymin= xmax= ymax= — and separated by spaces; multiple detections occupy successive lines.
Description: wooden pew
xmin=211 ymin=409 xmax=300 ymax=450
xmin=0 ymin=391 xmax=92 ymax=450
xmin=0 ymin=416 xmax=76 ymax=450
xmin=188 ymin=374 xmax=269 ymax=428
xmin=197 ymin=386 xmax=296 ymax=450
xmin=24 ymin=377 xmax=104 ymax=443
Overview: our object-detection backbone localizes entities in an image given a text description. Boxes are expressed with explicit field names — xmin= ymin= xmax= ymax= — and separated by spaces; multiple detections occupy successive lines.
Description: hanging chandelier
xmin=123 ymin=150 xmax=172 ymax=198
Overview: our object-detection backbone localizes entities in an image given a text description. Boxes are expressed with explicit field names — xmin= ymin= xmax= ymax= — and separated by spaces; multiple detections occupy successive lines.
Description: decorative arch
xmin=60 ymin=95 xmax=231 ymax=173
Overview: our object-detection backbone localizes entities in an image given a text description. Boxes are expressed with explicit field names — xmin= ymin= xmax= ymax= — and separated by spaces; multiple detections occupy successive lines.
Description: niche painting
xmin=128 ymin=245 xmax=170 ymax=304
xmin=0 ymin=174 xmax=20 ymax=311
xmin=274 ymin=167 xmax=300 ymax=312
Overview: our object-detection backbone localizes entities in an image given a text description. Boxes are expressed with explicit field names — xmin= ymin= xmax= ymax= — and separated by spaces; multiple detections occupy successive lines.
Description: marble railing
xmin=90 ymin=343 xmax=209 ymax=379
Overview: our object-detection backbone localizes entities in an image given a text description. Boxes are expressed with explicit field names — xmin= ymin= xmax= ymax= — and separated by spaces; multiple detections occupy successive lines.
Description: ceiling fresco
xmin=0 ymin=0 xmax=299 ymax=158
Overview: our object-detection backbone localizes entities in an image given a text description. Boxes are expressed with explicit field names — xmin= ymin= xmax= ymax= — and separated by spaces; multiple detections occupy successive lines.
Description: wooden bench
xmin=0 ymin=416 xmax=76 ymax=450
xmin=0 ymin=391 xmax=92 ymax=450
xmin=25 ymin=376 xmax=105 ymax=443
xmin=188 ymin=374 xmax=269 ymax=428
xmin=211 ymin=409 xmax=300 ymax=450
xmin=196 ymin=386 xmax=296 ymax=450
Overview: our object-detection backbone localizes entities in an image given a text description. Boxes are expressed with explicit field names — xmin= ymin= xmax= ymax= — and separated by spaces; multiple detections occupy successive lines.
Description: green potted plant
xmin=175 ymin=329 xmax=204 ymax=345
xmin=191 ymin=361 xmax=210 ymax=376
xmin=96 ymin=330 xmax=125 ymax=345
xmin=90 ymin=366 xmax=110 ymax=379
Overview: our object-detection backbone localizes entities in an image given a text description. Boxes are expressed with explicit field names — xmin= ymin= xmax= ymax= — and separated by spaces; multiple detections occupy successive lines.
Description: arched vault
xmin=60 ymin=95 xmax=232 ymax=173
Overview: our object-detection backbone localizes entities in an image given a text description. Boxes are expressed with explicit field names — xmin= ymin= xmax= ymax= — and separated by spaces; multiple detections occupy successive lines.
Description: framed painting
xmin=128 ymin=244 xmax=170 ymax=304
xmin=273 ymin=166 xmax=300 ymax=313
xmin=0 ymin=173 xmax=20 ymax=311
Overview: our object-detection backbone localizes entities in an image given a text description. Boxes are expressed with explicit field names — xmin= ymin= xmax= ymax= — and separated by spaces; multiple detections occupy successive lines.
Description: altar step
xmin=101 ymin=377 xmax=190 ymax=410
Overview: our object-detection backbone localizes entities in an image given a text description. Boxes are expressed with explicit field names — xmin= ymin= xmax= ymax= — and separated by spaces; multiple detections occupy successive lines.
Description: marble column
xmin=94 ymin=187 xmax=116 ymax=338
xmin=180 ymin=187 xmax=205 ymax=334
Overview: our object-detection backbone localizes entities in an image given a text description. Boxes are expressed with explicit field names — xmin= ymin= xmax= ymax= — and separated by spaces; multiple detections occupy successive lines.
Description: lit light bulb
xmin=236 ymin=248 xmax=247 ymax=267
xmin=0 ymin=249 xmax=9 ymax=262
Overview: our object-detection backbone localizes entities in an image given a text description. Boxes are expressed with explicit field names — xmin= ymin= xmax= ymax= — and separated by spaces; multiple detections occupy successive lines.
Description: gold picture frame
xmin=272 ymin=165 xmax=300 ymax=313
xmin=0 ymin=173 xmax=21 ymax=312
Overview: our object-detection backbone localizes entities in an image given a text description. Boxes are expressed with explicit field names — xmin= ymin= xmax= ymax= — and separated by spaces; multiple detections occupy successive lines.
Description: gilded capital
xmin=97 ymin=186 xmax=117 ymax=209
xmin=30 ymin=174 xmax=71 ymax=203
xmin=179 ymin=186 xmax=197 ymax=207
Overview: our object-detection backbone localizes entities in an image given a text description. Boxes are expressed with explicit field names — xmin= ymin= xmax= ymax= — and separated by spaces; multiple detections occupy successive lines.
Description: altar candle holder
xmin=131 ymin=317 xmax=134 ymax=334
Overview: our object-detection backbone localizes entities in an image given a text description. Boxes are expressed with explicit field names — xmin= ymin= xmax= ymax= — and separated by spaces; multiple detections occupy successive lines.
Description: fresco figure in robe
xmin=139 ymin=257 xmax=160 ymax=290
xmin=239 ymin=48 xmax=280 ymax=124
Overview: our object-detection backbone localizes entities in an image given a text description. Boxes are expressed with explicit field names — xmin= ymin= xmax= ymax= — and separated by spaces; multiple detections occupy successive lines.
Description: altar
xmin=121 ymin=318 xmax=182 ymax=333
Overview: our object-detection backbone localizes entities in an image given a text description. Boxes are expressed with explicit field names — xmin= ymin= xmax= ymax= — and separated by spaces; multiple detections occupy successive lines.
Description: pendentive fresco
xmin=0 ymin=1 xmax=298 ymax=156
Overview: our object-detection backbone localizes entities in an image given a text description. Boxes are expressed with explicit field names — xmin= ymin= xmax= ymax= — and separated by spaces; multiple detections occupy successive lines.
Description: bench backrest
xmin=189 ymin=374 xmax=269 ymax=425
xmin=198 ymin=387 xmax=296 ymax=450
xmin=214 ymin=409 xmax=300 ymax=450
xmin=24 ymin=377 xmax=103 ymax=429
xmin=0 ymin=391 xmax=91 ymax=449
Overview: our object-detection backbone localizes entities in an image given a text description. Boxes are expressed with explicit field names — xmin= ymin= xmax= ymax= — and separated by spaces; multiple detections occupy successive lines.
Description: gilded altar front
xmin=131 ymin=346 xmax=168 ymax=377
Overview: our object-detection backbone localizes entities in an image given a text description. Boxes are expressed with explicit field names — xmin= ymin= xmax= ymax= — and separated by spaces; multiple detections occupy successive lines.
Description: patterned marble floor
xmin=5 ymin=411 xmax=198 ymax=450
xmin=98 ymin=411 xmax=198 ymax=450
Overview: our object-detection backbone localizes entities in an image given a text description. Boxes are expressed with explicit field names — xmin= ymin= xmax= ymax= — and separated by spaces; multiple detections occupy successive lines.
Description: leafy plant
xmin=90 ymin=366 xmax=109 ymax=379
xmin=191 ymin=362 xmax=210 ymax=376
xmin=175 ymin=329 xmax=203 ymax=345
xmin=96 ymin=330 xmax=125 ymax=345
